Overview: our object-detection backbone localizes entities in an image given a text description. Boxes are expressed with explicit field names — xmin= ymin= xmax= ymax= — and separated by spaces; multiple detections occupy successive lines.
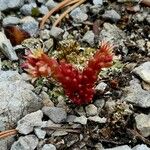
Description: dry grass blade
xmin=64 ymin=0 xmax=80 ymax=7
xmin=0 ymin=129 xmax=17 ymax=139
xmin=42 ymin=127 xmax=81 ymax=133
xmin=53 ymin=0 xmax=86 ymax=27
xmin=40 ymin=0 xmax=72 ymax=29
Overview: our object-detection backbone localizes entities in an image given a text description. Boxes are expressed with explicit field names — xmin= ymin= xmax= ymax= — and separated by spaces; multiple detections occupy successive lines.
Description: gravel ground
xmin=0 ymin=0 xmax=150 ymax=150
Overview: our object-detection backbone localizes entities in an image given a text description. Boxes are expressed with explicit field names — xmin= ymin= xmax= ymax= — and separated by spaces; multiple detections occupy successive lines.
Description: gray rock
xmin=16 ymin=110 xmax=43 ymax=134
xmin=102 ymin=10 xmax=121 ymax=23
xmin=45 ymin=0 xmax=58 ymax=10
xmin=123 ymin=79 xmax=150 ymax=108
xmin=42 ymin=144 xmax=56 ymax=150
xmin=0 ymin=0 xmax=24 ymax=11
xmin=34 ymin=127 xmax=46 ymax=139
xmin=135 ymin=113 xmax=150 ymax=137
xmin=7 ymin=0 xmax=24 ymax=9
xmin=88 ymin=116 xmax=107 ymax=123
xmin=50 ymin=26 xmax=64 ymax=39
xmin=85 ymin=104 xmax=98 ymax=116
xmin=70 ymin=7 xmax=88 ymax=23
xmin=40 ymin=29 xmax=50 ymax=40
xmin=0 ymin=137 xmax=15 ymax=150
xmin=94 ymin=99 xmax=105 ymax=110
xmin=66 ymin=115 xmax=77 ymax=123
xmin=22 ymin=18 xmax=39 ymax=36
xmin=93 ymin=0 xmax=103 ymax=5
xmin=0 ymin=71 xmax=42 ymax=131
xmin=82 ymin=30 xmax=95 ymax=46
xmin=39 ymin=5 xmax=49 ymax=15
xmin=105 ymin=145 xmax=132 ymax=150
xmin=20 ymin=3 xmax=37 ymax=15
xmin=0 ymin=32 xmax=18 ymax=60
xmin=11 ymin=134 xmax=38 ymax=150
xmin=95 ymin=82 xmax=107 ymax=92
xmin=132 ymin=144 xmax=150 ymax=150
xmin=44 ymin=38 xmax=54 ymax=52
xmin=42 ymin=106 xmax=67 ymax=123
xmin=3 ymin=16 xmax=20 ymax=26
xmin=134 ymin=13 xmax=148 ymax=22
xmin=133 ymin=62 xmax=150 ymax=84
xmin=99 ymin=23 xmax=127 ymax=55
xmin=0 ymin=0 xmax=8 ymax=11
xmin=74 ymin=115 xmax=87 ymax=125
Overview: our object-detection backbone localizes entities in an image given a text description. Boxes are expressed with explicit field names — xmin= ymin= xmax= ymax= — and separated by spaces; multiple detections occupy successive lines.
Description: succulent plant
xmin=22 ymin=41 xmax=113 ymax=105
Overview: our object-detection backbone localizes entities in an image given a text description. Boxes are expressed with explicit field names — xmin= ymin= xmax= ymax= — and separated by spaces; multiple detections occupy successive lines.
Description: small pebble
xmin=88 ymin=116 xmax=107 ymax=123
xmin=85 ymin=104 xmax=98 ymax=116
xmin=74 ymin=115 xmax=87 ymax=125
xmin=42 ymin=106 xmax=67 ymax=123
xmin=102 ymin=9 xmax=121 ymax=23
xmin=42 ymin=144 xmax=56 ymax=150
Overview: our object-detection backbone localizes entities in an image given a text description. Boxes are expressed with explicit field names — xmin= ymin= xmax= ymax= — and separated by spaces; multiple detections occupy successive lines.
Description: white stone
xmin=0 ymin=32 xmax=18 ymax=60
xmin=74 ymin=115 xmax=87 ymax=125
xmin=132 ymin=144 xmax=150 ymax=150
xmin=95 ymin=82 xmax=107 ymax=92
xmin=135 ymin=113 xmax=150 ymax=137
xmin=88 ymin=116 xmax=107 ymax=123
xmin=42 ymin=144 xmax=56 ymax=150
xmin=133 ymin=62 xmax=150 ymax=84
xmin=85 ymin=104 xmax=98 ymax=116
xmin=93 ymin=0 xmax=103 ymax=5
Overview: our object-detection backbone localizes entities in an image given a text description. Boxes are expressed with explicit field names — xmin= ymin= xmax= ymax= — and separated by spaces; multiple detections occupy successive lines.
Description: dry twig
xmin=127 ymin=129 xmax=150 ymax=146
xmin=42 ymin=126 xmax=81 ymax=133
xmin=0 ymin=129 xmax=17 ymax=139
xmin=53 ymin=0 xmax=86 ymax=27
xmin=39 ymin=0 xmax=86 ymax=29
